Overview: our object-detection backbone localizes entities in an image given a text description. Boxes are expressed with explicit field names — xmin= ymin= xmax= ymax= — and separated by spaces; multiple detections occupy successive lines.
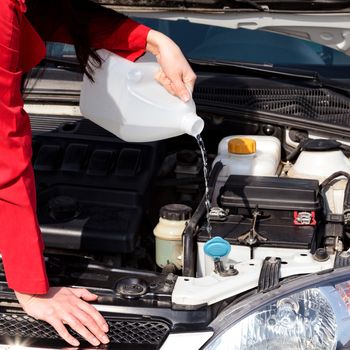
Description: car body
xmin=1 ymin=1 xmax=350 ymax=349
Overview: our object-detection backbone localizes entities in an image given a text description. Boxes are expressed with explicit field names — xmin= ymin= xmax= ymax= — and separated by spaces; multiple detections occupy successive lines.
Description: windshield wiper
xmin=43 ymin=57 xmax=81 ymax=73
xmin=228 ymin=0 xmax=268 ymax=11
xmin=189 ymin=58 xmax=350 ymax=97
xmin=43 ymin=56 xmax=350 ymax=97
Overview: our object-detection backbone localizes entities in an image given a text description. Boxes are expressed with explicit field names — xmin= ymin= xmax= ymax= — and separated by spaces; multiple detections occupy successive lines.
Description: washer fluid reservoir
xmin=212 ymin=135 xmax=281 ymax=204
xmin=79 ymin=50 xmax=204 ymax=142
xmin=288 ymin=139 xmax=350 ymax=181
xmin=287 ymin=139 xmax=350 ymax=214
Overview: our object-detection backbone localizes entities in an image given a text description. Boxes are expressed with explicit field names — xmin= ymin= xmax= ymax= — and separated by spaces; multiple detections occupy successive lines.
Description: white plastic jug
xmin=79 ymin=50 xmax=204 ymax=142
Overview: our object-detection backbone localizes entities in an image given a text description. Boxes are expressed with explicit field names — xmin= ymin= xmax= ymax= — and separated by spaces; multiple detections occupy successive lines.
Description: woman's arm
xmin=0 ymin=0 xmax=49 ymax=297
xmin=0 ymin=1 xmax=109 ymax=347
xmin=27 ymin=0 xmax=196 ymax=102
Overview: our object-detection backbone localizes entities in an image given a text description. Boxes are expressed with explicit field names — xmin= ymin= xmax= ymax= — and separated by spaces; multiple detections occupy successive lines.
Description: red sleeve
xmin=50 ymin=17 xmax=151 ymax=62
xmin=28 ymin=0 xmax=151 ymax=63
xmin=0 ymin=0 xmax=49 ymax=294
xmin=90 ymin=18 xmax=151 ymax=62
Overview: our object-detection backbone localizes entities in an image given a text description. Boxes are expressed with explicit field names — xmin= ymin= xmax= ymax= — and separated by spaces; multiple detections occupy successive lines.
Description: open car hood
xmin=98 ymin=1 xmax=350 ymax=56
xmin=98 ymin=0 xmax=350 ymax=12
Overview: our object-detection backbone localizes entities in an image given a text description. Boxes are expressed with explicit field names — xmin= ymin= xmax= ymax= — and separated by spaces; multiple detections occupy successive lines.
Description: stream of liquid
xmin=196 ymin=134 xmax=212 ymax=237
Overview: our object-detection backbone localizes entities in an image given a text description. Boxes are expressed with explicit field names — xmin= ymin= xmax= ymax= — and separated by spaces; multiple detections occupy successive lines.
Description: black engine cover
xmin=33 ymin=126 xmax=160 ymax=254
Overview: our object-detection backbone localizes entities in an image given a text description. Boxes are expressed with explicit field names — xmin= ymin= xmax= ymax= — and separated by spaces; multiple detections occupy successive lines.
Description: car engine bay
xmin=30 ymin=118 xmax=350 ymax=273
xmin=1 ymin=73 xmax=350 ymax=349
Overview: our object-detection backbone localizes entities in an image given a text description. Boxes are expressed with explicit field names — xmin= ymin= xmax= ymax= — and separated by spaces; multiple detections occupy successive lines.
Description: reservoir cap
xmin=160 ymin=204 xmax=192 ymax=221
xmin=204 ymin=237 xmax=231 ymax=259
xmin=303 ymin=139 xmax=341 ymax=152
xmin=228 ymin=138 xmax=256 ymax=155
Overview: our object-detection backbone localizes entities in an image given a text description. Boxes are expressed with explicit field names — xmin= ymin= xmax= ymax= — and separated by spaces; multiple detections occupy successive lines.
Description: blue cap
xmin=204 ymin=237 xmax=231 ymax=259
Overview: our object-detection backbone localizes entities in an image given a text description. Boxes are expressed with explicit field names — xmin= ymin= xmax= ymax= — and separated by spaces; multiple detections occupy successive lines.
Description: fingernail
xmin=72 ymin=340 xmax=80 ymax=347
xmin=102 ymin=335 xmax=109 ymax=344
xmin=92 ymin=338 xmax=100 ymax=346
xmin=103 ymin=324 xmax=109 ymax=332
xmin=181 ymin=93 xmax=190 ymax=102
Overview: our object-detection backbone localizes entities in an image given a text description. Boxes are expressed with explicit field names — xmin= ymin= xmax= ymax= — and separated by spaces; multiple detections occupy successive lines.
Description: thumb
xmin=70 ymin=288 xmax=98 ymax=301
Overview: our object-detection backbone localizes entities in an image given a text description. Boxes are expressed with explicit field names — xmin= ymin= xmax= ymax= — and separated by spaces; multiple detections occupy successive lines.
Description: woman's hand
xmin=15 ymin=287 xmax=109 ymax=347
xmin=146 ymin=29 xmax=197 ymax=102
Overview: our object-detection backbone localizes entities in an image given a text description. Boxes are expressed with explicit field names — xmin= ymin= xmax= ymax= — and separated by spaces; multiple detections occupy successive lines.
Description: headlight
xmin=204 ymin=267 xmax=350 ymax=350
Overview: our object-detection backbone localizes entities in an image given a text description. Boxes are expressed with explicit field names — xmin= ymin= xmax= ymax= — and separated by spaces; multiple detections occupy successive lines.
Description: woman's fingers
xmin=155 ymin=69 xmax=174 ymax=95
xmin=56 ymin=288 xmax=109 ymax=345
xmin=184 ymin=72 xmax=197 ymax=94
xmin=63 ymin=313 xmax=100 ymax=347
xmin=169 ymin=69 xmax=197 ymax=101
xmin=155 ymin=70 xmax=176 ymax=96
xmin=73 ymin=306 xmax=109 ymax=344
xmin=146 ymin=30 xmax=196 ymax=102
xmin=173 ymin=78 xmax=191 ymax=102
xmin=49 ymin=319 xmax=80 ymax=347
xmin=15 ymin=287 xmax=109 ymax=347
xmin=77 ymin=299 xmax=109 ymax=333
xmin=157 ymin=62 xmax=196 ymax=102
xmin=70 ymin=288 xmax=109 ymax=333
xmin=70 ymin=288 xmax=108 ymax=333
xmin=70 ymin=288 xmax=98 ymax=302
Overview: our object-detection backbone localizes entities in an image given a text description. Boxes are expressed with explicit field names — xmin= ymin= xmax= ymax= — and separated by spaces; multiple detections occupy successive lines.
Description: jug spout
xmin=181 ymin=113 xmax=204 ymax=138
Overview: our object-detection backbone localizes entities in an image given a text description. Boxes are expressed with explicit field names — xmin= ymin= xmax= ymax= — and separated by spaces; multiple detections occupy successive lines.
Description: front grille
xmin=194 ymin=87 xmax=350 ymax=128
xmin=0 ymin=311 xmax=170 ymax=346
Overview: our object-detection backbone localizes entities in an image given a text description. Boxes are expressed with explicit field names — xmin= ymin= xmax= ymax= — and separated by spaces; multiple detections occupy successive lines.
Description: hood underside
xmin=95 ymin=0 xmax=350 ymax=12
xmin=98 ymin=2 xmax=350 ymax=56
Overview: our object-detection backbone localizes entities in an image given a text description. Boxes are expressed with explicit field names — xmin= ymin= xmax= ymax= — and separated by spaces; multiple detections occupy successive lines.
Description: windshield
xmin=44 ymin=17 xmax=350 ymax=81
xmin=134 ymin=18 xmax=350 ymax=79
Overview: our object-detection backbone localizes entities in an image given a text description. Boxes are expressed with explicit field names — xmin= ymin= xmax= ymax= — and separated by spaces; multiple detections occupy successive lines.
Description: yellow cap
xmin=228 ymin=138 xmax=256 ymax=154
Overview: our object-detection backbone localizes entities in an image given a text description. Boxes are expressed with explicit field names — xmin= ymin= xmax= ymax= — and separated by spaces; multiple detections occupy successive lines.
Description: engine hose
xmin=343 ymin=176 xmax=350 ymax=206
xmin=319 ymin=171 xmax=350 ymax=218
xmin=344 ymin=180 xmax=350 ymax=228
xmin=286 ymin=138 xmax=308 ymax=162
xmin=340 ymin=144 xmax=350 ymax=158
xmin=182 ymin=161 xmax=223 ymax=277
xmin=319 ymin=171 xmax=350 ymax=253
xmin=320 ymin=171 xmax=350 ymax=191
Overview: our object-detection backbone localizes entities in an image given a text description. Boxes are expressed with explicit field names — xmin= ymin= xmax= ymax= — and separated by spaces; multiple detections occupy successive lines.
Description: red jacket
xmin=0 ymin=0 xmax=150 ymax=294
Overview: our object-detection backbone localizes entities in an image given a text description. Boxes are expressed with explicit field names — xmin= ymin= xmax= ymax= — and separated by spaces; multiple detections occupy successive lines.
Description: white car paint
xmin=123 ymin=11 xmax=350 ymax=56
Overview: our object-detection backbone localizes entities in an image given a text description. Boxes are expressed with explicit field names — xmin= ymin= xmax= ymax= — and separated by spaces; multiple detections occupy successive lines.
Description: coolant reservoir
xmin=212 ymin=135 xmax=281 ymax=203
xmin=213 ymin=135 xmax=281 ymax=175
xmin=80 ymin=50 xmax=204 ymax=142
xmin=153 ymin=204 xmax=192 ymax=269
